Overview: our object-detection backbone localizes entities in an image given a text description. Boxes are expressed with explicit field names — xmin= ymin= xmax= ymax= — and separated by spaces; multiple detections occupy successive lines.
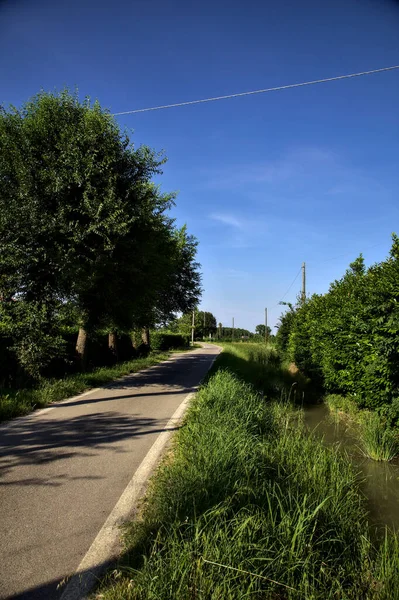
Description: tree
xmin=176 ymin=310 xmax=216 ymax=339
xmin=255 ymin=324 xmax=272 ymax=339
xmin=196 ymin=311 xmax=217 ymax=338
xmin=0 ymin=89 xmax=201 ymax=373
xmin=148 ymin=227 xmax=202 ymax=330
xmin=215 ymin=326 xmax=253 ymax=339
xmin=275 ymin=302 xmax=296 ymax=355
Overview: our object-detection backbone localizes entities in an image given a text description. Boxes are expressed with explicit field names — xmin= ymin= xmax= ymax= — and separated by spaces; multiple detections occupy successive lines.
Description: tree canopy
xmin=176 ymin=310 xmax=217 ymax=339
xmin=255 ymin=324 xmax=271 ymax=338
xmin=0 ymin=90 xmax=201 ymax=377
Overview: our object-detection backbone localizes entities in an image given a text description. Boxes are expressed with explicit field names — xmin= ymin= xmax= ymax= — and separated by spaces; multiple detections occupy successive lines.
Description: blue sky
xmin=1 ymin=0 xmax=399 ymax=331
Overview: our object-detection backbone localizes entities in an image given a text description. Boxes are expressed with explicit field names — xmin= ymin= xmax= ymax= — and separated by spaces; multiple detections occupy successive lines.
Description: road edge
xmin=60 ymin=347 xmax=221 ymax=600
xmin=0 ymin=347 xmax=203 ymax=431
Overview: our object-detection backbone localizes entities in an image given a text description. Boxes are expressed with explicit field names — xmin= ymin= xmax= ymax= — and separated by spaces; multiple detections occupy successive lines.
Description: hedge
xmin=150 ymin=332 xmax=190 ymax=351
xmin=278 ymin=235 xmax=399 ymax=416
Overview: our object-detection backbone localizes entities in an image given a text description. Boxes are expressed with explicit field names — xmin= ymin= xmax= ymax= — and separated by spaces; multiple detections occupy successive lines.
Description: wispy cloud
xmin=208 ymin=212 xmax=265 ymax=248
xmin=200 ymin=146 xmax=385 ymax=200
xmin=202 ymin=146 xmax=336 ymax=189
xmin=209 ymin=213 xmax=244 ymax=228
xmin=207 ymin=208 xmax=327 ymax=250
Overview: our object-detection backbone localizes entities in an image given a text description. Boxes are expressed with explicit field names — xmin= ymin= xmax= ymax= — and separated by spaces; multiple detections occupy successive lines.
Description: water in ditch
xmin=304 ymin=403 xmax=399 ymax=531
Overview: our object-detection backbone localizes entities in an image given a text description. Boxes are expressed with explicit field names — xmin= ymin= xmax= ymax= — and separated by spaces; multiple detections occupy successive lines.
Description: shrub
xmin=151 ymin=331 xmax=189 ymax=351
xmin=285 ymin=236 xmax=399 ymax=411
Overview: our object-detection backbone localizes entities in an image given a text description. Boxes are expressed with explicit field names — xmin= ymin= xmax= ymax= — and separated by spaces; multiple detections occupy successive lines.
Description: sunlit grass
xmin=93 ymin=349 xmax=399 ymax=599
xmin=359 ymin=412 xmax=399 ymax=462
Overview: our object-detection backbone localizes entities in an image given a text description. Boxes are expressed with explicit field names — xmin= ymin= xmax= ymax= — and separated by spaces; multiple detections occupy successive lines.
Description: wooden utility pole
xmin=191 ymin=310 xmax=195 ymax=346
xmin=302 ymin=262 xmax=306 ymax=304
xmin=265 ymin=307 xmax=268 ymax=344
xmin=232 ymin=317 xmax=235 ymax=340
xmin=203 ymin=311 xmax=206 ymax=338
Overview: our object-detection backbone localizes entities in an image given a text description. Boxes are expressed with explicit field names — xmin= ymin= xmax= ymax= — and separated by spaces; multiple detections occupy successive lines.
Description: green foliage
xmin=254 ymin=323 xmax=271 ymax=338
xmin=176 ymin=310 xmax=217 ymax=339
xmin=151 ymin=227 xmax=202 ymax=328
xmin=150 ymin=332 xmax=190 ymax=351
xmin=215 ymin=326 xmax=253 ymax=341
xmin=285 ymin=238 xmax=399 ymax=410
xmin=0 ymin=89 xmax=201 ymax=381
xmin=95 ymin=365 xmax=399 ymax=600
xmin=275 ymin=302 xmax=296 ymax=355
xmin=325 ymin=394 xmax=359 ymax=416
xmin=358 ymin=411 xmax=399 ymax=461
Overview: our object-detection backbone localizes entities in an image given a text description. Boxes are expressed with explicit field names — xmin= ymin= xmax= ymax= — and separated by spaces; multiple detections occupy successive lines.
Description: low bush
xmin=151 ymin=332 xmax=189 ymax=351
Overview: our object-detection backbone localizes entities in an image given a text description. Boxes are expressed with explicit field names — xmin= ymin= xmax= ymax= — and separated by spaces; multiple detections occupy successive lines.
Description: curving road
xmin=0 ymin=344 xmax=220 ymax=600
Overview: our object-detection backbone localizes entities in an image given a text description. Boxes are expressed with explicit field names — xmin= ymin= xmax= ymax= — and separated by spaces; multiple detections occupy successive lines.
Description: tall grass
xmin=0 ymin=351 xmax=171 ymax=423
xmin=93 ymin=349 xmax=399 ymax=599
xmin=325 ymin=393 xmax=359 ymax=416
xmin=359 ymin=412 xmax=399 ymax=462
xmin=325 ymin=394 xmax=399 ymax=462
xmin=206 ymin=342 xmax=311 ymax=401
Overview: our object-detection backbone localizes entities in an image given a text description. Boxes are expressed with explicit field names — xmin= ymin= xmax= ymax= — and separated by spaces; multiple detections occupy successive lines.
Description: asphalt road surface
xmin=0 ymin=344 xmax=220 ymax=600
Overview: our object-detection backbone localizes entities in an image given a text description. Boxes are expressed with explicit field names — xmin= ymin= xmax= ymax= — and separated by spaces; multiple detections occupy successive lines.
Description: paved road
xmin=0 ymin=344 xmax=220 ymax=600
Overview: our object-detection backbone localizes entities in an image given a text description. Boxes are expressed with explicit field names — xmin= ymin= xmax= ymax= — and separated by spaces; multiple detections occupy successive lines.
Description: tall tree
xmin=0 ymin=90 xmax=196 ymax=373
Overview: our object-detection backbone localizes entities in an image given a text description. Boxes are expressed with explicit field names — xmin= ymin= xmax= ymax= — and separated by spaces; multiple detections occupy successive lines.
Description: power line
xmin=271 ymin=240 xmax=389 ymax=312
xmin=270 ymin=267 xmax=302 ymax=310
xmin=113 ymin=65 xmax=399 ymax=116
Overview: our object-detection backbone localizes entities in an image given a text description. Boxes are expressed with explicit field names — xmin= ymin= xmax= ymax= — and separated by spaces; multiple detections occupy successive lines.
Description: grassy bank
xmin=0 ymin=350 xmax=177 ymax=423
xmin=205 ymin=342 xmax=310 ymax=399
xmin=93 ymin=343 xmax=399 ymax=599
xmin=326 ymin=394 xmax=399 ymax=462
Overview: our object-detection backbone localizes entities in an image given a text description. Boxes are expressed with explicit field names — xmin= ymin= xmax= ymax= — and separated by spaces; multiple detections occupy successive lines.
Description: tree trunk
xmin=141 ymin=327 xmax=150 ymax=347
xmin=76 ymin=327 xmax=89 ymax=371
xmin=108 ymin=331 xmax=119 ymax=362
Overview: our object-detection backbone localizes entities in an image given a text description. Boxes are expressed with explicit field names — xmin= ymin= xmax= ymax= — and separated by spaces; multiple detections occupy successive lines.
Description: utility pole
xmin=302 ymin=262 xmax=306 ymax=304
xmin=203 ymin=311 xmax=206 ymax=338
xmin=191 ymin=309 xmax=195 ymax=346
xmin=265 ymin=307 xmax=268 ymax=344
xmin=232 ymin=317 xmax=235 ymax=340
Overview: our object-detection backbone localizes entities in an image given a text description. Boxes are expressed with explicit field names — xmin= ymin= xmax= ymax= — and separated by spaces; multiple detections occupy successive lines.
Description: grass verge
xmin=205 ymin=342 xmax=311 ymax=400
xmin=92 ymin=343 xmax=399 ymax=599
xmin=0 ymin=350 xmax=177 ymax=423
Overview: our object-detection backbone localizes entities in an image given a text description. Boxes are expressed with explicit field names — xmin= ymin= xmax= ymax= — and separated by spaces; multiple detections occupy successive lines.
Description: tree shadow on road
xmin=0 ymin=411 xmax=178 ymax=478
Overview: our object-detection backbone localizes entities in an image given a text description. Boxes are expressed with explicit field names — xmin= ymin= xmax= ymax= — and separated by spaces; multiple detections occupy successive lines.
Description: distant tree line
xmin=0 ymin=90 xmax=201 ymax=385
xmin=167 ymin=312 xmax=273 ymax=343
xmin=172 ymin=310 xmax=217 ymax=339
